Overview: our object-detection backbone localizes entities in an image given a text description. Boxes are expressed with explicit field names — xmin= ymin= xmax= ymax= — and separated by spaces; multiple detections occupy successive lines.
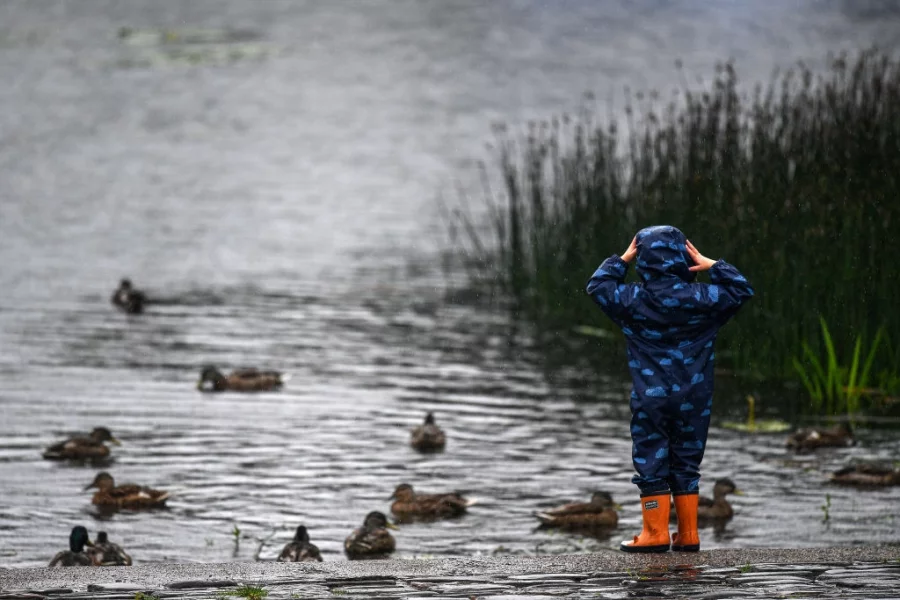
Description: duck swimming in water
xmin=830 ymin=463 xmax=900 ymax=487
xmin=84 ymin=472 xmax=169 ymax=510
xmin=786 ymin=423 xmax=854 ymax=452
xmin=410 ymin=412 xmax=446 ymax=452
xmin=196 ymin=365 xmax=288 ymax=392
xmin=671 ymin=478 xmax=743 ymax=522
xmin=48 ymin=526 xmax=93 ymax=567
xmin=111 ymin=279 xmax=146 ymax=314
xmin=533 ymin=491 xmax=619 ymax=529
xmin=344 ymin=511 xmax=398 ymax=560
xmin=389 ymin=483 xmax=474 ymax=520
xmin=88 ymin=531 xmax=132 ymax=566
xmin=42 ymin=427 xmax=121 ymax=461
xmin=277 ymin=525 xmax=323 ymax=562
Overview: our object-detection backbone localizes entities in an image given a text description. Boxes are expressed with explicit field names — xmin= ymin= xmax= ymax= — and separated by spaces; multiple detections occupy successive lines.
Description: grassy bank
xmin=453 ymin=50 xmax=900 ymax=406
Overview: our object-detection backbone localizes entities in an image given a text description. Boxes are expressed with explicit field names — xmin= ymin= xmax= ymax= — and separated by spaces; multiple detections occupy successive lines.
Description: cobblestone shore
xmin=2 ymin=546 xmax=899 ymax=599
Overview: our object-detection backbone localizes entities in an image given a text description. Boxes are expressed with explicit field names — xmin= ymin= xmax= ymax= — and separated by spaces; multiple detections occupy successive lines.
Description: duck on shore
xmin=277 ymin=525 xmax=323 ymax=562
xmin=88 ymin=531 xmax=132 ymax=566
xmin=197 ymin=365 xmax=289 ymax=392
xmin=344 ymin=512 xmax=398 ymax=560
xmin=533 ymin=491 xmax=619 ymax=529
xmin=111 ymin=279 xmax=146 ymax=314
xmin=84 ymin=472 xmax=169 ymax=510
xmin=42 ymin=427 xmax=120 ymax=461
xmin=389 ymin=483 xmax=474 ymax=520
xmin=786 ymin=423 xmax=854 ymax=452
xmin=410 ymin=412 xmax=446 ymax=452
xmin=48 ymin=526 xmax=93 ymax=567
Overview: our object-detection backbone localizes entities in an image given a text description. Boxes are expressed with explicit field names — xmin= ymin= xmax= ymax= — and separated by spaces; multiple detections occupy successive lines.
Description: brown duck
xmin=42 ymin=427 xmax=121 ymax=461
xmin=111 ymin=279 xmax=146 ymax=314
xmin=84 ymin=472 xmax=169 ymax=510
xmin=48 ymin=526 xmax=93 ymax=567
xmin=672 ymin=478 xmax=743 ymax=521
xmin=277 ymin=525 xmax=323 ymax=562
xmin=87 ymin=531 xmax=132 ymax=566
xmin=197 ymin=365 xmax=288 ymax=392
xmin=344 ymin=511 xmax=398 ymax=560
xmin=389 ymin=483 xmax=474 ymax=520
xmin=830 ymin=463 xmax=900 ymax=487
xmin=533 ymin=491 xmax=619 ymax=529
xmin=786 ymin=423 xmax=853 ymax=452
xmin=410 ymin=412 xmax=446 ymax=452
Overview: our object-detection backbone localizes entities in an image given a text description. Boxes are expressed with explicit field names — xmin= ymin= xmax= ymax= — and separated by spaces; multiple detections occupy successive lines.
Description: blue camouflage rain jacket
xmin=585 ymin=225 xmax=754 ymax=495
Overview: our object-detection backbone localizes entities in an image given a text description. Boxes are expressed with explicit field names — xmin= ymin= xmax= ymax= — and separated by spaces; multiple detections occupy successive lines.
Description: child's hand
xmin=686 ymin=240 xmax=717 ymax=272
xmin=621 ymin=236 xmax=638 ymax=263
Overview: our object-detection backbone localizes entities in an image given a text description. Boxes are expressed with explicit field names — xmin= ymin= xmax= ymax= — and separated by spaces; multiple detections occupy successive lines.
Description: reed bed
xmin=453 ymin=50 xmax=900 ymax=391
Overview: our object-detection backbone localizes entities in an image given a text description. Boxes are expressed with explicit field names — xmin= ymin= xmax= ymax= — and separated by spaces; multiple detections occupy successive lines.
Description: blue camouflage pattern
xmin=585 ymin=225 xmax=754 ymax=495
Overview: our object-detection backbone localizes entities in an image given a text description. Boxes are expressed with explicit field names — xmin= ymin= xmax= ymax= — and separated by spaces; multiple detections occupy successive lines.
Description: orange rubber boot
xmin=620 ymin=493 xmax=671 ymax=553
xmin=671 ymin=493 xmax=700 ymax=552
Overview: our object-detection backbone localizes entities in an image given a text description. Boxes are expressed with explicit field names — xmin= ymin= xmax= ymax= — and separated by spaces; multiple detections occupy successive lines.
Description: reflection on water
xmin=1 ymin=0 xmax=899 ymax=567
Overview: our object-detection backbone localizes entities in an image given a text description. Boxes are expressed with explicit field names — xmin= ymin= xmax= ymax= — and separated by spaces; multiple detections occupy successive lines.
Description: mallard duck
xmin=344 ymin=511 xmax=398 ymax=560
xmin=111 ymin=279 xmax=146 ymax=314
xmin=48 ymin=526 xmax=94 ymax=567
xmin=786 ymin=423 xmax=854 ymax=452
xmin=410 ymin=412 xmax=446 ymax=452
xmin=196 ymin=365 xmax=288 ymax=392
xmin=84 ymin=472 xmax=169 ymax=510
xmin=533 ymin=491 xmax=619 ymax=529
xmin=389 ymin=483 xmax=474 ymax=520
xmin=672 ymin=478 xmax=743 ymax=521
xmin=87 ymin=531 xmax=132 ymax=566
xmin=277 ymin=525 xmax=323 ymax=562
xmin=830 ymin=463 xmax=900 ymax=487
xmin=42 ymin=427 xmax=121 ymax=461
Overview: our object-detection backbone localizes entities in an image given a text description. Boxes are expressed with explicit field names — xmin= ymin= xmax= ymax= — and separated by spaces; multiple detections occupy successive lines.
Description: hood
xmin=634 ymin=225 xmax=696 ymax=283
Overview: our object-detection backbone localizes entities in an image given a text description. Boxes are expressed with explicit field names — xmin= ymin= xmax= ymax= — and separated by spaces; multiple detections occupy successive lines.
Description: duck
xmin=672 ymin=478 xmax=743 ymax=522
xmin=87 ymin=531 xmax=132 ymax=566
xmin=830 ymin=463 xmax=900 ymax=487
xmin=344 ymin=511 xmax=398 ymax=560
xmin=110 ymin=279 xmax=146 ymax=314
xmin=389 ymin=483 xmax=474 ymax=520
xmin=42 ymin=427 xmax=121 ymax=461
xmin=533 ymin=491 xmax=619 ymax=529
xmin=196 ymin=365 xmax=288 ymax=392
xmin=84 ymin=472 xmax=169 ymax=510
xmin=48 ymin=526 xmax=94 ymax=567
xmin=277 ymin=525 xmax=323 ymax=562
xmin=786 ymin=423 xmax=854 ymax=452
xmin=410 ymin=412 xmax=446 ymax=452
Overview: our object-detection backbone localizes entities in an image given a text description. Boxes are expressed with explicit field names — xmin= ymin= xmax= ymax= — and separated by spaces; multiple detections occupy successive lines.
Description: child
xmin=586 ymin=225 xmax=753 ymax=553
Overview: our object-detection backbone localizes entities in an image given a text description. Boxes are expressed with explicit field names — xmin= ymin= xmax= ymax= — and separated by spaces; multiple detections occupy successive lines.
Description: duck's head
xmin=95 ymin=531 xmax=109 ymax=544
xmin=362 ymin=511 xmax=398 ymax=531
xmin=424 ymin=412 xmax=436 ymax=425
xmin=89 ymin=427 xmax=121 ymax=445
xmin=713 ymin=478 xmax=742 ymax=496
xmin=590 ymin=491 xmax=618 ymax=509
xmin=197 ymin=366 xmax=225 ymax=391
xmin=69 ymin=526 xmax=93 ymax=552
xmin=118 ymin=279 xmax=133 ymax=291
xmin=292 ymin=525 xmax=310 ymax=544
xmin=389 ymin=483 xmax=415 ymax=502
xmin=84 ymin=472 xmax=115 ymax=491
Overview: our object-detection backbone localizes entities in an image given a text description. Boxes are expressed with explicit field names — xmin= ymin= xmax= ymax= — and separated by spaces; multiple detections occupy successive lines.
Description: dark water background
xmin=1 ymin=0 xmax=899 ymax=567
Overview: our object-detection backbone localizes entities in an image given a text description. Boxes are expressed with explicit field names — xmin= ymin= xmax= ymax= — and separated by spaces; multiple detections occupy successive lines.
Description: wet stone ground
xmin=2 ymin=548 xmax=899 ymax=599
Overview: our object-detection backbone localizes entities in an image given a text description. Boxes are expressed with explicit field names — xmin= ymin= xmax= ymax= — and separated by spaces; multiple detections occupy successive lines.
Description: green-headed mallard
xmin=830 ymin=463 xmax=900 ymax=487
xmin=410 ymin=412 xmax=446 ymax=452
xmin=84 ymin=472 xmax=169 ymax=510
xmin=389 ymin=483 xmax=474 ymax=520
xmin=42 ymin=427 xmax=121 ymax=461
xmin=786 ymin=423 xmax=853 ymax=452
xmin=87 ymin=531 xmax=132 ymax=566
xmin=197 ymin=365 xmax=288 ymax=392
xmin=672 ymin=478 xmax=743 ymax=522
xmin=48 ymin=526 xmax=94 ymax=567
xmin=533 ymin=491 xmax=619 ymax=529
xmin=344 ymin=511 xmax=398 ymax=560
xmin=111 ymin=279 xmax=146 ymax=314
xmin=277 ymin=525 xmax=323 ymax=562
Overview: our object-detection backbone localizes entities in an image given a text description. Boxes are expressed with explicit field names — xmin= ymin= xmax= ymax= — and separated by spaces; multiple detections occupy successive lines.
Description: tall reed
xmin=454 ymin=50 xmax=900 ymax=384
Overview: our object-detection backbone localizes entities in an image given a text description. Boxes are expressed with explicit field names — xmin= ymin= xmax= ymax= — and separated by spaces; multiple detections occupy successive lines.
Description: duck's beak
xmin=733 ymin=489 xmax=745 ymax=496
xmin=387 ymin=494 xmax=396 ymax=500
xmin=385 ymin=522 xmax=399 ymax=531
xmin=109 ymin=437 xmax=122 ymax=446
xmin=85 ymin=539 xmax=94 ymax=547
xmin=614 ymin=503 xmax=624 ymax=510
xmin=83 ymin=483 xmax=95 ymax=491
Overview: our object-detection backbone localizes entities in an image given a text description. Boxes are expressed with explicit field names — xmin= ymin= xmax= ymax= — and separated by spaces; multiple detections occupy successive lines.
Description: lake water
xmin=1 ymin=0 xmax=899 ymax=567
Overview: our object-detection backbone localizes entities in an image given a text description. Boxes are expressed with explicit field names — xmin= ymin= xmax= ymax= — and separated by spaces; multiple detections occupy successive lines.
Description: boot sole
xmin=671 ymin=544 xmax=700 ymax=552
xmin=620 ymin=543 xmax=670 ymax=553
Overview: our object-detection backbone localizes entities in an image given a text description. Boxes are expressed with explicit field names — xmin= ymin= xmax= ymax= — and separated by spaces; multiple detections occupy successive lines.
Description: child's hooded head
xmin=634 ymin=225 xmax=696 ymax=283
